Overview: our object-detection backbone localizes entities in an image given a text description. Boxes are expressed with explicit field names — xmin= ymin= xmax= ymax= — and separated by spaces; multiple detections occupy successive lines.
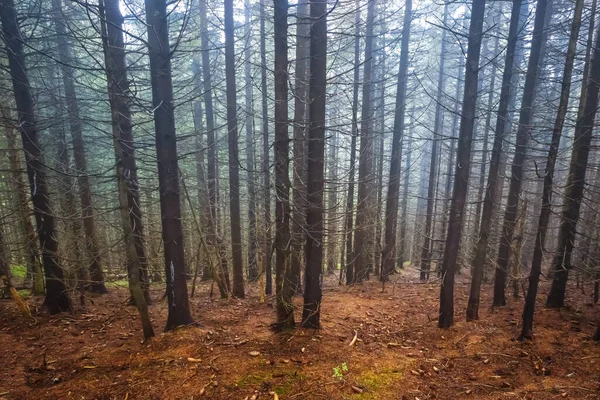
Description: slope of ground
xmin=0 ymin=271 xmax=599 ymax=399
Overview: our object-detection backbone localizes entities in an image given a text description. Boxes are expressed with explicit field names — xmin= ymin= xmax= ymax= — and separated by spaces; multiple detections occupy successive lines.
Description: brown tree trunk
xmin=493 ymin=0 xmax=548 ymax=308
xmin=466 ymin=0 xmax=524 ymax=320
xmin=381 ymin=0 xmax=411 ymax=281
xmin=352 ymin=0 xmax=376 ymax=283
xmin=260 ymin=0 xmax=273 ymax=295
xmin=144 ymin=0 xmax=193 ymax=329
xmin=1 ymin=0 xmax=71 ymax=313
xmin=302 ymin=0 xmax=327 ymax=329
xmin=545 ymin=0 xmax=600 ymax=309
xmin=99 ymin=0 xmax=155 ymax=336
xmin=290 ymin=0 xmax=309 ymax=294
xmin=2 ymin=110 xmax=44 ymax=295
xmin=344 ymin=0 xmax=361 ymax=285
xmin=244 ymin=0 xmax=258 ymax=282
xmin=224 ymin=0 xmax=245 ymax=299
xmin=51 ymin=0 xmax=107 ymax=294
xmin=274 ymin=0 xmax=295 ymax=329
xmin=420 ymin=5 xmax=447 ymax=282
xmin=438 ymin=0 xmax=486 ymax=329
xmin=200 ymin=0 xmax=230 ymax=297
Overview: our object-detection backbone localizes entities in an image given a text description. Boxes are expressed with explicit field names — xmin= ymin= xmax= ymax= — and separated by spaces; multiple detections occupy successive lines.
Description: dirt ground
xmin=1 ymin=270 xmax=599 ymax=400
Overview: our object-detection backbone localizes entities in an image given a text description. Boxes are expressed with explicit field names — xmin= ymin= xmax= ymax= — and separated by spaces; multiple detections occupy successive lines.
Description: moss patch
xmin=10 ymin=265 xmax=27 ymax=279
xmin=353 ymin=368 xmax=404 ymax=399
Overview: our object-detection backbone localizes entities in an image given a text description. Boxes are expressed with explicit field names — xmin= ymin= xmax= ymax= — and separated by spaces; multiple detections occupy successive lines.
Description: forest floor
xmin=1 ymin=269 xmax=600 ymax=400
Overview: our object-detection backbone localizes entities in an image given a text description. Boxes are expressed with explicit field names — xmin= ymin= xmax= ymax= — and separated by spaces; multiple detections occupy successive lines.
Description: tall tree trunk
xmin=326 ymin=128 xmax=338 ymax=275
xmin=200 ymin=0 xmax=230 ymax=296
xmin=397 ymin=108 xmax=413 ymax=268
xmin=144 ymin=0 xmax=193 ymax=329
xmin=2 ymin=110 xmax=44 ymax=295
xmin=493 ymin=0 xmax=548 ymax=308
xmin=244 ymin=0 xmax=258 ymax=282
xmin=51 ymin=0 xmax=107 ymax=294
xmin=99 ymin=0 xmax=154 ymax=314
xmin=438 ymin=0 xmax=486 ymax=329
xmin=224 ymin=0 xmax=245 ymax=299
xmin=420 ymin=5 xmax=448 ymax=281
xmin=518 ymin=0 xmax=584 ymax=335
xmin=352 ymin=0 xmax=376 ymax=283
xmin=0 ymin=0 xmax=71 ymax=313
xmin=344 ymin=0 xmax=361 ymax=285
xmin=302 ymin=0 xmax=327 ymax=329
xmin=260 ymin=0 xmax=273 ymax=295
xmin=274 ymin=0 xmax=295 ymax=328
xmin=381 ymin=0 xmax=411 ymax=281
xmin=545 ymin=2 xmax=600 ymax=309
xmin=291 ymin=0 xmax=309 ymax=293
xmin=466 ymin=0 xmax=524 ymax=320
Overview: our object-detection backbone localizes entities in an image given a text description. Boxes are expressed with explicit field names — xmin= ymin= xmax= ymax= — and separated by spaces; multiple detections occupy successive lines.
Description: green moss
xmin=10 ymin=265 xmax=27 ymax=278
xmin=106 ymin=279 xmax=129 ymax=288
xmin=235 ymin=370 xmax=306 ymax=396
xmin=353 ymin=368 xmax=404 ymax=399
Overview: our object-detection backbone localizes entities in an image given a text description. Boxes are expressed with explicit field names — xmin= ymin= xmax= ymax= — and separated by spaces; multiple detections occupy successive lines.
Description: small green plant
xmin=332 ymin=362 xmax=348 ymax=381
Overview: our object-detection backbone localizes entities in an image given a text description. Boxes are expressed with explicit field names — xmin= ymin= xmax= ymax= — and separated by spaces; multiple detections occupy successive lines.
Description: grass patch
xmin=10 ymin=265 xmax=27 ymax=279
xmin=106 ymin=279 xmax=129 ymax=288
xmin=353 ymin=368 xmax=404 ymax=399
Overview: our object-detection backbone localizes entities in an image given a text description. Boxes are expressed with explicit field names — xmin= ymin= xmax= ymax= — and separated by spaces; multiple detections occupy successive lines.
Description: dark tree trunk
xmin=545 ymin=0 xmax=600 ymax=309
xmin=438 ymin=0 xmax=486 ymax=329
xmin=420 ymin=5 xmax=447 ymax=281
xmin=466 ymin=0 xmax=524 ymax=320
xmin=260 ymin=0 xmax=273 ymax=295
xmin=51 ymin=0 xmax=107 ymax=294
xmin=144 ymin=0 xmax=193 ymax=330
xmin=291 ymin=0 xmax=309 ymax=294
xmin=344 ymin=0 xmax=361 ymax=285
xmin=0 ymin=0 xmax=71 ymax=313
xmin=99 ymin=0 xmax=154 ymax=327
xmin=302 ymin=0 xmax=327 ymax=329
xmin=274 ymin=0 xmax=295 ymax=329
xmin=200 ymin=0 xmax=230 ymax=296
xmin=244 ymin=0 xmax=258 ymax=282
xmin=224 ymin=0 xmax=245 ymax=299
xmin=519 ymin=0 xmax=583 ymax=339
xmin=397 ymin=109 xmax=413 ymax=269
xmin=352 ymin=0 xmax=376 ymax=283
xmin=493 ymin=0 xmax=548 ymax=308
xmin=381 ymin=0 xmax=411 ymax=281
xmin=326 ymin=128 xmax=339 ymax=275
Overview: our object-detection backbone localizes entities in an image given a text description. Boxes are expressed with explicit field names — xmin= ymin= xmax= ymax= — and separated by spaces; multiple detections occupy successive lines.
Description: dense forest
xmin=1 ymin=0 xmax=600 ymax=397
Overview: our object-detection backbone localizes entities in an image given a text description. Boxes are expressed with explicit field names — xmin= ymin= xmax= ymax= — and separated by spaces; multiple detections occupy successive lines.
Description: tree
xmin=545 ymin=0 xmax=600 ymax=309
xmin=51 ymin=0 xmax=107 ymax=294
xmin=493 ymin=0 xmax=548 ymax=307
xmin=343 ymin=0 xmax=361 ymax=285
xmin=290 ymin=0 xmax=310 ymax=294
xmin=244 ymin=0 xmax=258 ymax=282
xmin=420 ymin=4 xmax=447 ymax=282
xmin=200 ymin=0 xmax=230 ymax=298
xmin=381 ymin=0 xmax=411 ymax=281
xmin=302 ymin=0 xmax=327 ymax=329
xmin=438 ymin=0 xmax=486 ymax=329
xmin=466 ymin=0 xmax=523 ymax=320
xmin=224 ymin=0 xmax=245 ymax=299
xmin=352 ymin=0 xmax=376 ymax=283
xmin=0 ymin=0 xmax=72 ymax=313
xmin=99 ymin=0 xmax=154 ymax=340
xmin=274 ymin=0 xmax=295 ymax=329
xmin=260 ymin=0 xmax=273 ymax=295
xmin=144 ymin=0 xmax=193 ymax=330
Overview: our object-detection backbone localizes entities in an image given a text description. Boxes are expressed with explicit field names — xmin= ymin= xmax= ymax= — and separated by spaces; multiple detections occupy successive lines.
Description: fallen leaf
xmin=351 ymin=386 xmax=364 ymax=393
xmin=248 ymin=351 xmax=260 ymax=357
xmin=187 ymin=357 xmax=202 ymax=363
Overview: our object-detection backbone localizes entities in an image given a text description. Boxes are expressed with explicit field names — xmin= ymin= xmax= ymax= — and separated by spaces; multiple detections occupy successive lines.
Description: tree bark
xmin=51 ymin=0 xmax=107 ymax=294
xmin=344 ymin=0 xmax=361 ymax=285
xmin=352 ymin=0 xmax=376 ymax=283
xmin=0 ymin=0 xmax=72 ymax=313
xmin=144 ymin=0 xmax=193 ymax=329
xmin=493 ymin=0 xmax=548 ymax=308
xmin=274 ymin=0 xmax=295 ymax=329
xmin=438 ymin=0 xmax=486 ymax=329
xmin=381 ymin=0 xmax=411 ymax=281
xmin=302 ymin=0 xmax=327 ymax=329
xmin=545 ymin=0 xmax=600 ymax=309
